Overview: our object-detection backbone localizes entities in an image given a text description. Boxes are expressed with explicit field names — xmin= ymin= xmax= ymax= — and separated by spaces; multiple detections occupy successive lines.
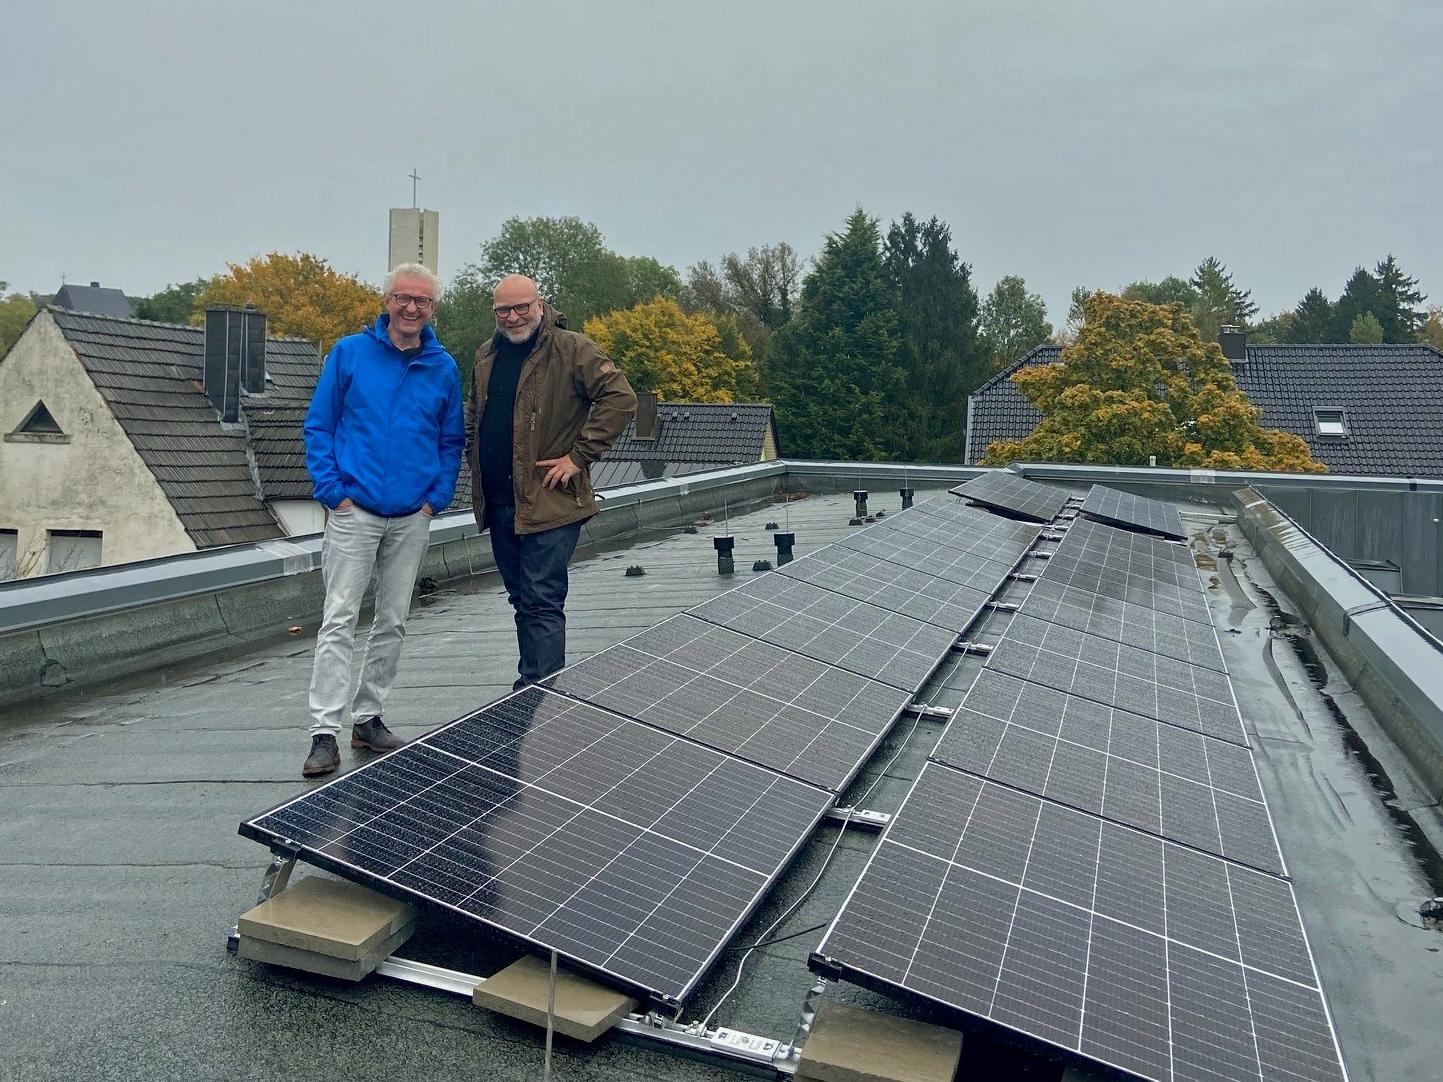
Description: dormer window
xmin=5 ymin=400 xmax=71 ymax=444
xmin=1313 ymin=408 xmax=1348 ymax=438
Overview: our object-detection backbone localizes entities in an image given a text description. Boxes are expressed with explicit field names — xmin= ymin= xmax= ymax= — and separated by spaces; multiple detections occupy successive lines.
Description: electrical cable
xmin=694 ymin=713 xmax=922 ymax=1031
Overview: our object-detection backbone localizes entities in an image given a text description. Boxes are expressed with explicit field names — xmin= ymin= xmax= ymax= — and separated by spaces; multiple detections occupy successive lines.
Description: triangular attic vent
xmin=17 ymin=400 xmax=64 ymax=435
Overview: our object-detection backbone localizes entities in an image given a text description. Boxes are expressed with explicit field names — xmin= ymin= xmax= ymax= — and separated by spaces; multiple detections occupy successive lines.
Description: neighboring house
xmin=0 ymin=306 xmax=322 ymax=578
xmin=589 ymin=395 xmax=781 ymax=488
xmin=965 ymin=334 xmax=1443 ymax=478
xmin=50 ymin=281 xmax=135 ymax=319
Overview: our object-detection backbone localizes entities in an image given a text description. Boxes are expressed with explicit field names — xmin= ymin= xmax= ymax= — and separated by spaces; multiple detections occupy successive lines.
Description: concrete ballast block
xmin=237 ymin=918 xmax=415 ymax=981
xmin=237 ymin=876 xmax=415 ymax=961
xmin=797 ymin=1002 xmax=963 ymax=1082
xmin=473 ymin=955 xmax=638 ymax=1042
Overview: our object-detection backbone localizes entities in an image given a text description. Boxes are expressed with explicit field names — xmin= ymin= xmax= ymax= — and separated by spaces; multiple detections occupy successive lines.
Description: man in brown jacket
xmin=468 ymin=273 xmax=636 ymax=689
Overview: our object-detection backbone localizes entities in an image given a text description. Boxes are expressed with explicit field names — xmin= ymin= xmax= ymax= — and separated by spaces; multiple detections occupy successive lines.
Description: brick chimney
xmin=1217 ymin=325 xmax=1247 ymax=363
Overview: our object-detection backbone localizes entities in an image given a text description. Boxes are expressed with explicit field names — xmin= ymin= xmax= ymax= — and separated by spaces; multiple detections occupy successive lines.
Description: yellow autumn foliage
xmin=583 ymin=298 xmax=760 ymax=403
xmin=194 ymin=252 xmax=381 ymax=352
xmin=983 ymin=292 xmax=1325 ymax=475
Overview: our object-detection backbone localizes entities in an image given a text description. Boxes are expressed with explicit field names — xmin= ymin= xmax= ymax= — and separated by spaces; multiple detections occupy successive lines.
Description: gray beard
xmin=500 ymin=318 xmax=540 ymax=344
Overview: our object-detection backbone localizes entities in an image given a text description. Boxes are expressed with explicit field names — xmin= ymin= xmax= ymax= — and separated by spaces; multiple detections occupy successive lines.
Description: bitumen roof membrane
xmin=2 ymin=485 xmax=1440 ymax=1082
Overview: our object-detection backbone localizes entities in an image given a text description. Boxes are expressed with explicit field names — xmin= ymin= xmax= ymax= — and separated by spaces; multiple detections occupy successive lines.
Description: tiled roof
xmin=608 ymin=401 xmax=776 ymax=463
xmin=590 ymin=458 xmax=720 ymax=490
xmin=50 ymin=309 xmax=322 ymax=546
xmin=966 ymin=343 xmax=1443 ymax=478
xmin=51 ymin=284 xmax=135 ymax=319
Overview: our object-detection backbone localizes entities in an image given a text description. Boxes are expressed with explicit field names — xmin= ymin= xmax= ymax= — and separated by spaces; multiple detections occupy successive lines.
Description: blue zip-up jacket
xmin=304 ymin=316 xmax=465 ymax=516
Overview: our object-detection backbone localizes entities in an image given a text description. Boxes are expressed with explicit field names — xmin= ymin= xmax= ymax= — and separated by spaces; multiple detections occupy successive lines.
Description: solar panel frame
xmin=984 ymin=613 xmax=1249 ymax=747
xmin=687 ymin=573 xmax=959 ymax=692
xmin=811 ymin=762 xmax=1348 ymax=1082
xmin=837 ymin=527 xmax=1030 ymax=594
xmin=545 ymin=613 xmax=913 ymax=792
xmin=950 ymin=472 xmax=1073 ymax=523
xmin=930 ymin=669 xmax=1283 ymax=874
xmin=1081 ymin=484 xmax=1189 ymax=541
xmin=242 ymin=687 xmax=833 ymax=1010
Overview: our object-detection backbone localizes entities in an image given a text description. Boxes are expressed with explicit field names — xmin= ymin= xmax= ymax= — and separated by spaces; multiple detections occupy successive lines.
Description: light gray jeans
xmin=307 ymin=504 xmax=431 ymax=737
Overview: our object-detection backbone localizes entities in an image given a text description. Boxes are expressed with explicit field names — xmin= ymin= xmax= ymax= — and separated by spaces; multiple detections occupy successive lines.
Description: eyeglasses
xmin=493 ymin=301 xmax=536 ymax=318
xmin=389 ymin=293 xmax=435 ymax=311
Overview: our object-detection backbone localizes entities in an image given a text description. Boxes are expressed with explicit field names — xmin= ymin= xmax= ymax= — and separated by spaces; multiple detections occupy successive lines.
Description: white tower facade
xmin=388 ymin=208 xmax=440 ymax=275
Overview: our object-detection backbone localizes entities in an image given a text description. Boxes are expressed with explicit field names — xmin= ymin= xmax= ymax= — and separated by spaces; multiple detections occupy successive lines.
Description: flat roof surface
xmin=2 ymin=486 xmax=1440 ymax=1081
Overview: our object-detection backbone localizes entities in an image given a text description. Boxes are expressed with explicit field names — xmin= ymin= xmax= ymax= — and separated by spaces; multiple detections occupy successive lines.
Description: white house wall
xmin=270 ymin=499 xmax=326 ymax=537
xmin=0 ymin=312 xmax=195 ymax=576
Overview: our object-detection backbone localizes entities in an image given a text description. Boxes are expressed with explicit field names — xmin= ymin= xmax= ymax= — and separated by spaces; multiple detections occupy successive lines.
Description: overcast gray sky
xmin=2 ymin=0 xmax=1439 ymax=324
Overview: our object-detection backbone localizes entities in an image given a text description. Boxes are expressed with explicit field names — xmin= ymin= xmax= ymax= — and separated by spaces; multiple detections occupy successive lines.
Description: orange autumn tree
xmin=194 ymin=252 xmax=382 ymax=352
xmin=583 ymin=297 xmax=760 ymax=403
xmin=984 ymin=291 xmax=1326 ymax=473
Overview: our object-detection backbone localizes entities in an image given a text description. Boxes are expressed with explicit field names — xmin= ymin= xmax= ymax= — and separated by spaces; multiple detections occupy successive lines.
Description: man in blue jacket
xmin=301 ymin=263 xmax=465 ymax=778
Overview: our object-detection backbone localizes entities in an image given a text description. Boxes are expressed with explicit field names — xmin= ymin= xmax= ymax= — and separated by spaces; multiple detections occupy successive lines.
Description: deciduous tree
xmin=765 ymin=210 xmax=906 ymax=460
xmin=135 ymin=277 xmax=211 ymax=323
xmin=583 ymin=298 xmax=759 ymax=403
xmin=0 ymin=284 xmax=38 ymax=356
xmin=1419 ymin=306 xmax=1443 ymax=351
xmin=983 ymin=292 xmax=1324 ymax=474
xmin=978 ymin=275 xmax=1052 ymax=369
xmin=1349 ymin=311 xmax=1385 ymax=344
xmin=195 ymin=253 xmax=380 ymax=353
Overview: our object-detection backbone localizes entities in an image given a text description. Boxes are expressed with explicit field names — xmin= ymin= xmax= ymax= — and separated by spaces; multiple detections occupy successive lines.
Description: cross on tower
xmin=409 ymin=168 xmax=421 ymax=209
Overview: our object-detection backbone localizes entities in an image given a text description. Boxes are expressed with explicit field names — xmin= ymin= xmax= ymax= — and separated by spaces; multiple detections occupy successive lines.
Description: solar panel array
xmin=951 ymin=471 xmax=1073 ymax=523
xmin=1082 ymin=483 xmax=1188 ymax=540
xmin=814 ymin=491 xmax=1349 ymax=1081
xmin=243 ymin=494 xmax=1040 ymax=1011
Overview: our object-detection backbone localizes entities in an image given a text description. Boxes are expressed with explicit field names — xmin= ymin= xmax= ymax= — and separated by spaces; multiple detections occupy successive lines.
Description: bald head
xmin=493 ymin=274 xmax=544 ymax=343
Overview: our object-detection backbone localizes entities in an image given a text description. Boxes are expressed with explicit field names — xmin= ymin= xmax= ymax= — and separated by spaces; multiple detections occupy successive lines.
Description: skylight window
xmin=1313 ymin=408 xmax=1348 ymax=438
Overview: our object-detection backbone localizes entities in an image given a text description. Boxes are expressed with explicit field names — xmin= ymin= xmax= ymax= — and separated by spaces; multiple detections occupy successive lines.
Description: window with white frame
xmin=1313 ymin=408 xmax=1348 ymax=438
xmin=46 ymin=529 xmax=102 ymax=574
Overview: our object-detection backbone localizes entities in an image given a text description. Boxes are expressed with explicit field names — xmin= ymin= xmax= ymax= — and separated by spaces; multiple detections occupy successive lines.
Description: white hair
xmin=383 ymin=263 xmax=442 ymax=300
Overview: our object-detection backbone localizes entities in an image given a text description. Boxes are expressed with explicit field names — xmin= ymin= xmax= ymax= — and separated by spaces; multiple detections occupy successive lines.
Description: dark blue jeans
xmin=486 ymin=503 xmax=584 ymax=690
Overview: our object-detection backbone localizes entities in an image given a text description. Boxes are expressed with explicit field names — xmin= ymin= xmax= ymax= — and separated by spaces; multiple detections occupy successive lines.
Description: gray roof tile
xmin=51 ymin=309 xmax=322 ymax=546
xmin=608 ymin=401 xmax=776 ymax=463
xmin=966 ymin=343 xmax=1443 ymax=478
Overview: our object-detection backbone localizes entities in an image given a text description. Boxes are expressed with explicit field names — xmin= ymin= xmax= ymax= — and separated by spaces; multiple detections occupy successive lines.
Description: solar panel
xmin=838 ymin=528 xmax=1028 ymax=594
xmin=688 ymin=574 xmax=958 ymax=692
xmin=545 ymin=613 xmax=911 ymax=792
xmin=1019 ymin=576 xmax=1227 ymax=672
xmin=777 ymin=545 xmax=992 ymax=631
xmin=950 ymin=472 xmax=1072 ymax=523
xmin=985 ymin=613 xmax=1248 ymax=747
xmin=1039 ymin=529 xmax=1212 ymax=624
xmin=1056 ymin=515 xmax=1197 ymax=570
xmin=243 ymin=687 xmax=831 ymax=1009
xmin=931 ymin=669 xmax=1282 ymax=873
xmin=812 ymin=763 xmax=1347 ymax=1082
xmin=867 ymin=509 xmax=1040 ymax=566
xmin=1081 ymin=484 xmax=1188 ymax=541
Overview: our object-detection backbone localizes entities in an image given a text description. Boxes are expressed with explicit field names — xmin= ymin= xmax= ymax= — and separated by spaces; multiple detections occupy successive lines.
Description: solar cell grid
xmin=687 ymin=574 xmax=958 ymax=692
xmin=244 ymin=688 xmax=832 ymax=1006
xmin=1082 ymin=484 xmax=1189 ymax=540
xmin=1059 ymin=515 xmax=1197 ymax=568
xmin=985 ymin=613 xmax=1248 ymax=746
xmin=1040 ymin=551 xmax=1212 ymax=624
xmin=545 ymin=613 xmax=911 ymax=791
xmin=837 ymin=529 xmax=1024 ymax=593
xmin=950 ymin=472 xmax=1073 ymax=523
xmin=931 ymin=669 xmax=1281 ymax=873
xmin=1019 ymin=576 xmax=1227 ymax=672
xmin=812 ymin=762 xmax=1346 ymax=1082
xmin=867 ymin=506 xmax=1042 ymax=564
xmin=777 ymin=546 xmax=991 ymax=631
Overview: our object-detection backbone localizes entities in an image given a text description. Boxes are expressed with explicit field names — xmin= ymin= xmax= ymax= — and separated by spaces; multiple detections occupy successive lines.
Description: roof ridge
xmin=47 ymin=305 xmax=320 ymax=344
xmin=970 ymin=344 xmax=1062 ymax=396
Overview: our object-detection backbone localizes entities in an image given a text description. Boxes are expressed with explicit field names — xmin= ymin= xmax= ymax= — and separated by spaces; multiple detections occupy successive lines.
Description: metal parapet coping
xmin=1233 ymin=486 xmax=1443 ymax=803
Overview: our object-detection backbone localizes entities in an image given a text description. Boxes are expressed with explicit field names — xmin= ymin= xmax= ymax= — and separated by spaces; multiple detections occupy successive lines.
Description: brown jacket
xmin=467 ymin=309 xmax=636 ymax=535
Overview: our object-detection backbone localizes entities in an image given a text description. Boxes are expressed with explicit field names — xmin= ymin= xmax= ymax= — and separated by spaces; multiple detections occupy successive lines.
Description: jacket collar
xmin=370 ymin=314 xmax=443 ymax=357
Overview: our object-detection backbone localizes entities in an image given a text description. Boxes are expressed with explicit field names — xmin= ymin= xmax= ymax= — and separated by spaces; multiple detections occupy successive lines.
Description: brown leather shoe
xmin=302 ymin=734 xmax=340 ymax=778
xmin=351 ymin=716 xmax=404 ymax=751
